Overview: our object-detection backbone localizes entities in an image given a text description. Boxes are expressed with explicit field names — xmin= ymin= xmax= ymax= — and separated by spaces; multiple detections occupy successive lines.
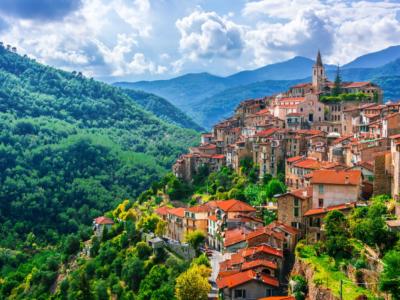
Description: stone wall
xmin=291 ymin=258 xmax=338 ymax=300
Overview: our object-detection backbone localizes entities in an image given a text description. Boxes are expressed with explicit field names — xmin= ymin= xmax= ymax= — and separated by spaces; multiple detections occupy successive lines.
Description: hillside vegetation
xmin=0 ymin=46 xmax=199 ymax=248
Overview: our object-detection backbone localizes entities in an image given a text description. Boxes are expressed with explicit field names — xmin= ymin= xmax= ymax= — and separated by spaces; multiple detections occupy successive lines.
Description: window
xmin=234 ymin=289 xmax=246 ymax=298
xmin=318 ymin=184 xmax=324 ymax=194
xmin=318 ymin=198 xmax=324 ymax=208
xmin=265 ymin=288 xmax=273 ymax=296
xmin=294 ymin=198 xmax=300 ymax=217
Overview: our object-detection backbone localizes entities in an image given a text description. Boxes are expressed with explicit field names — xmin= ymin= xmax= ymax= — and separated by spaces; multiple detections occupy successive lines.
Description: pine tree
xmin=332 ymin=66 xmax=342 ymax=96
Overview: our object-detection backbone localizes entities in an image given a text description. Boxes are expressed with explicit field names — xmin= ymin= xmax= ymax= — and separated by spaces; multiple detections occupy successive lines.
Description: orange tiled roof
xmin=304 ymin=202 xmax=356 ymax=217
xmin=310 ymin=169 xmax=361 ymax=186
xmin=216 ymin=269 xmax=279 ymax=289
xmin=168 ymin=207 xmax=185 ymax=218
xmin=293 ymin=158 xmax=321 ymax=169
xmin=94 ymin=216 xmax=114 ymax=225
xmin=224 ymin=228 xmax=248 ymax=247
xmin=240 ymin=245 xmax=283 ymax=258
xmin=344 ymin=81 xmax=370 ymax=88
xmin=241 ymin=259 xmax=278 ymax=271
xmin=246 ymin=226 xmax=284 ymax=242
xmin=287 ymin=155 xmax=303 ymax=163
xmin=208 ymin=215 xmax=218 ymax=222
xmin=155 ymin=206 xmax=170 ymax=216
xmin=255 ymin=128 xmax=279 ymax=137
xmin=215 ymin=199 xmax=256 ymax=213
xmin=258 ymin=297 xmax=295 ymax=300
xmin=186 ymin=204 xmax=212 ymax=213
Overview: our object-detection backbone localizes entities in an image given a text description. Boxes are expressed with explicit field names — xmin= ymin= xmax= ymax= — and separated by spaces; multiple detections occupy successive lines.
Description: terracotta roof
xmin=224 ymin=228 xmax=248 ymax=247
xmin=344 ymin=81 xmax=371 ymax=88
xmin=216 ymin=270 xmax=279 ymax=289
xmin=168 ymin=207 xmax=185 ymax=218
xmin=310 ymin=169 xmax=361 ymax=186
xmin=246 ymin=226 xmax=284 ymax=242
xmin=293 ymin=158 xmax=321 ymax=169
xmin=275 ymin=187 xmax=312 ymax=200
xmin=287 ymin=155 xmax=303 ymax=163
xmin=271 ymin=221 xmax=299 ymax=235
xmin=390 ymin=134 xmax=400 ymax=139
xmin=258 ymin=297 xmax=295 ymax=300
xmin=278 ymin=97 xmax=305 ymax=102
xmin=155 ymin=206 xmax=170 ymax=216
xmin=304 ymin=202 xmax=356 ymax=217
xmin=94 ymin=216 xmax=114 ymax=225
xmin=212 ymin=154 xmax=225 ymax=159
xmin=186 ymin=204 xmax=212 ymax=213
xmin=241 ymin=259 xmax=278 ymax=271
xmin=208 ymin=215 xmax=218 ymax=222
xmin=240 ymin=245 xmax=283 ymax=258
xmin=255 ymin=109 xmax=271 ymax=115
xmin=198 ymin=143 xmax=217 ymax=150
xmin=296 ymin=129 xmax=323 ymax=136
xmin=215 ymin=199 xmax=256 ymax=213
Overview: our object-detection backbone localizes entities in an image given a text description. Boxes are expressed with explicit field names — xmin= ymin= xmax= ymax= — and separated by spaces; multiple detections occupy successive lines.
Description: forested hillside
xmin=122 ymin=89 xmax=203 ymax=131
xmin=0 ymin=46 xmax=199 ymax=248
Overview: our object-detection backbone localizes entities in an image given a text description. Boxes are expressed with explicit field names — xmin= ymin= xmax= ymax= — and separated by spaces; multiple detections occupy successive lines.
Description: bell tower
xmin=312 ymin=50 xmax=326 ymax=92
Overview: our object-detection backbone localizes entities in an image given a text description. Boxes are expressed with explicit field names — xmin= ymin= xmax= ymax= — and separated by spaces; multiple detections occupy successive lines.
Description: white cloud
xmin=176 ymin=10 xmax=244 ymax=60
xmin=245 ymin=9 xmax=333 ymax=66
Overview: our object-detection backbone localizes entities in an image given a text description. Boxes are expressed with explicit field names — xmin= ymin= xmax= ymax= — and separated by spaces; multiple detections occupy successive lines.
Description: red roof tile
xmin=310 ymin=170 xmax=361 ymax=186
xmin=186 ymin=204 xmax=212 ymax=213
xmin=255 ymin=128 xmax=279 ymax=137
xmin=287 ymin=155 xmax=303 ymax=163
xmin=94 ymin=216 xmax=114 ymax=225
xmin=168 ymin=207 xmax=185 ymax=218
xmin=344 ymin=81 xmax=371 ymax=88
xmin=241 ymin=259 xmax=278 ymax=271
xmin=209 ymin=215 xmax=218 ymax=222
xmin=155 ymin=206 xmax=170 ymax=216
xmin=216 ymin=270 xmax=279 ymax=289
xmin=240 ymin=245 xmax=283 ymax=258
xmin=304 ymin=202 xmax=356 ymax=217
xmin=259 ymin=297 xmax=295 ymax=300
xmin=215 ymin=199 xmax=256 ymax=213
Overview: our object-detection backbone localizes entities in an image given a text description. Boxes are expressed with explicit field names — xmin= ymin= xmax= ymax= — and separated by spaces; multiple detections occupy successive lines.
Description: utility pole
xmin=340 ymin=279 xmax=343 ymax=300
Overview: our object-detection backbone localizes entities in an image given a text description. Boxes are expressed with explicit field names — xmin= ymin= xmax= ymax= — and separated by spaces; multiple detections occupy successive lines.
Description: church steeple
xmin=316 ymin=49 xmax=323 ymax=66
xmin=312 ymin=49 xmax=326 ymax=92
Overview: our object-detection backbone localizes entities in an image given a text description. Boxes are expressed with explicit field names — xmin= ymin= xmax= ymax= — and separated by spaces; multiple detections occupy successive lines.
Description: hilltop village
xmin=150 ymin=52 xmax=400 ymax=299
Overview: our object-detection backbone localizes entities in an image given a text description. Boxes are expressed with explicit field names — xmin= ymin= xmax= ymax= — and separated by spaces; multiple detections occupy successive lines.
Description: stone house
xmin=275 ymin=187 xmax=312 ymax=237
xmin=217 ymin=270 xmax=280 ymax=299
xmin=309 ymin=169 xmax=362 ymax=208
xmin=166 ymin=207 xmax=185 ymax=242
xmin=93 ymin=216 xmax=114 ymax=237
xmin=183 ymin=204 xmax=211 ymax=237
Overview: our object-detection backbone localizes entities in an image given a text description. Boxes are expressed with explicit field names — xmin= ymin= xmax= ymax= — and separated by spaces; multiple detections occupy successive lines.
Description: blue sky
xmin=1 ymin=0 xmax=400 ymax=82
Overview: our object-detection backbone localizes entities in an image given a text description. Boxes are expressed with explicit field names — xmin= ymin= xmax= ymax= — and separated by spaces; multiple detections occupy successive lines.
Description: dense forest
xmin=0 ymin=46 xmax=199 ymax=248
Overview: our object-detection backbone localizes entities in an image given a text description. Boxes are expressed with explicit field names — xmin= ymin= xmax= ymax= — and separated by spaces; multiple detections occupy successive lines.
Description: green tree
xmin=324 ymin=210 xmax=352 ymax=258
xmin=175 ymin=265 xmax=211 ymax=300
xmin=379 ymin=250 xmax=400 ymax=299
xmin=121 ymin=255 xmax=145 ymax=290
xmin=185 ymin=230 xmax=206 ymax=255
xmin=332 ymin=66 xmax=342 ymax=96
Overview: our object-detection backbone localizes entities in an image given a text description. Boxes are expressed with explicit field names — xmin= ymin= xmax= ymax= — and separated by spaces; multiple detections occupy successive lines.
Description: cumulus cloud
xmin=176 ymin=10 xmax=244 ymax=60
xmin=95 ymin=34 xmax=166 ymax=76
xmin=242 ymin=0 xmax=400 ymax=66
xmin=0 ymin=16 xmax=8 ymax=32
xmin=0 ymin=0 xmax=82 ymax=21
xmin=245 ymin=10 xmax=333 ymax=66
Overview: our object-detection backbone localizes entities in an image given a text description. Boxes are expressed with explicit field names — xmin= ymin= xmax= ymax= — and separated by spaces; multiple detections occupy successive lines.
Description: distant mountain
xmin=190 ymin=79 xmax=303 ymax=127
xmin=116 ymin=45 xmax=400 ymax=129
xmin=226 ymin=56 xmax=335 ymax=85
xmin=115 ymin=72 xmax=232 ymax=111
xmin=122 ymin=89 xmax=203 ymax=131
xmin=343 ymin=45 xmax=400 ymax=69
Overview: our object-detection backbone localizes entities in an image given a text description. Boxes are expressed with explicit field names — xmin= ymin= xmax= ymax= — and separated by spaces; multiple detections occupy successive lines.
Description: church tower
xmin=312 ymin=50 xmax=326 ymax=92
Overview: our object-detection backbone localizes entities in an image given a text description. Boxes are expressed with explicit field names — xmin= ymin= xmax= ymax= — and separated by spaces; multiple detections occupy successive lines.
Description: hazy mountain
xmin=342 ymin=45 xmax=400 ymax=69
xmin=116 ymin=45 xmax=400 ymax=129
xmin=226 ymin=56 xmax=335 ymax=85
xmin=122 ymin=89 xmax=203 ymax=131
